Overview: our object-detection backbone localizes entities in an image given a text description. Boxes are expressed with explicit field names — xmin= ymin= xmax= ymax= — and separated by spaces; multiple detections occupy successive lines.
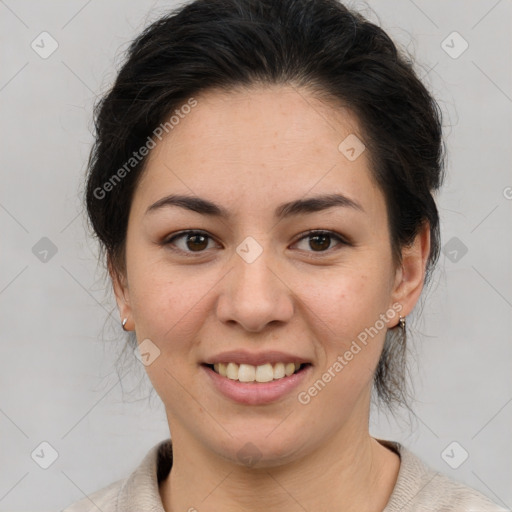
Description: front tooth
xmin=238 ymin=363 xmax=256 ymax=382
xmin=273 ymin=362 xmax=285 ymax=379
xmin=226 ymin=362 xmax=239 ymax=380
xmin=255 ymin=363 xmax=274 ymax=382
xmin=285 ymin=362 xmax=295 ymax=376
xmin=220 ymin=362 xmax=301 ymax=381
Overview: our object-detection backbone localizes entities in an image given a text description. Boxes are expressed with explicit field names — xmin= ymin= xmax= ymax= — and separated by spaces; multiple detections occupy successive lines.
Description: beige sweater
xmin=62 ymin=438 xmax=508 ymax=511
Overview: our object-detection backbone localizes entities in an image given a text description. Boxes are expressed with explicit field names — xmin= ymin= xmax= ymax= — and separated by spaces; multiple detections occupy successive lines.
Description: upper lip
xmin=204 ymin=350 xmax=312 ymax=367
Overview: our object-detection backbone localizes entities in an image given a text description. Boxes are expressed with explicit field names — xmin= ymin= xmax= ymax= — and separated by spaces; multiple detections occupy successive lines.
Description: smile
xmin=202 ymin=362 xmax=312 ymax=405
xmin=207 ymin=362 xmax=308 ymax=383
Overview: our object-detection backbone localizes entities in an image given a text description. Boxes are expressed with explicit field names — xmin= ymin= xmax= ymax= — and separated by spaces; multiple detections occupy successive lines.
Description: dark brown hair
xmin=85 ymin=0 xmax=445 ymax=410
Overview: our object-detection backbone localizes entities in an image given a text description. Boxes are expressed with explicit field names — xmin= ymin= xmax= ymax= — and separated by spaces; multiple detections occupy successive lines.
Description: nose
xmin=215 ymin=242 xmax=294 ymax=333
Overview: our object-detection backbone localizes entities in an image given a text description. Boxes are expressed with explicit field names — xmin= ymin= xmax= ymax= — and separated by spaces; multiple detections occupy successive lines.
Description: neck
xmin=160 ymin=418 xmax=400 ymax=512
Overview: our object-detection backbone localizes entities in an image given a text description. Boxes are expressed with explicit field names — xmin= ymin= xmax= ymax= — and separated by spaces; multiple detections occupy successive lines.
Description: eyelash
xmin=163 ymin=229 xmax=350 ymax=258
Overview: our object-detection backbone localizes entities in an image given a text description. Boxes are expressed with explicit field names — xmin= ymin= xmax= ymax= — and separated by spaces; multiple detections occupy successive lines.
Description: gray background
xmin=1 ymin=0 xmax=511 ymax=510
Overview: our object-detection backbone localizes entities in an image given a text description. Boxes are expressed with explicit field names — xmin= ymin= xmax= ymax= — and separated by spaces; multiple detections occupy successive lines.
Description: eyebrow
xmin=145 ymin=192 xmax=364 ymax=219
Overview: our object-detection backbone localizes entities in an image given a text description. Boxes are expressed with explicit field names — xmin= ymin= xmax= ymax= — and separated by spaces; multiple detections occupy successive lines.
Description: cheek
xmin=298 ymin=277 xmax=391 ymax=414
xmin=312 ymin=266 xmax=391 ymax=332
xmin=127 ymin=260 xmax=219 ymax=355
xmin=131 ymin=278 xmax=192 ymax=336
xmin=128 ymin=252 xmax=393 ymax=348
xmin=307 ymin=267 xmax=393 ymax=379
xmin=127 ymin=267 xmax=212 ymax=411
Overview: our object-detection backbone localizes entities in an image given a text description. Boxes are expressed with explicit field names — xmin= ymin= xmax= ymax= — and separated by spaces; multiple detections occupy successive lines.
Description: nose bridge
xmin=236 ymin=235 xmax=278 ymax=295
xmin=216 ymin=234 xmax=293 ymax=332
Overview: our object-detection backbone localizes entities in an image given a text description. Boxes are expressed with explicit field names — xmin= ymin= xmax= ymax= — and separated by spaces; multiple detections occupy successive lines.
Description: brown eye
xmin=185 ymin=233 xmax=209 ymax=251
xmin=165 ymin=230 xmax=216 ymax=255
xmin=164 ymin=229 xmax=349 ymax=258
xmin=294 ymin=230 xmax=348 ymax=254
xmin=309 ymin=233 xmax=331 ymax=251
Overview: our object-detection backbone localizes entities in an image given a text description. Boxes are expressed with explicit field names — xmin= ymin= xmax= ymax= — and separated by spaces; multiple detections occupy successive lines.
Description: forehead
xmin=134 ymin=84 xmax=383 ymax=219
xmin=151 ymin=84 xmax=362 ymax=161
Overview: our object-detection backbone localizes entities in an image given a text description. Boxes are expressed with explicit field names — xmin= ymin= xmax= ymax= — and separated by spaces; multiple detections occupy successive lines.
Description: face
xmin=112 ymin=85 xmax=427 ymax=467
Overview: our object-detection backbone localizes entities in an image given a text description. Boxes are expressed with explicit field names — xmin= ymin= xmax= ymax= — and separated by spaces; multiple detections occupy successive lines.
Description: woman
xmin=64 ymin=0 xmax=507 ymax=510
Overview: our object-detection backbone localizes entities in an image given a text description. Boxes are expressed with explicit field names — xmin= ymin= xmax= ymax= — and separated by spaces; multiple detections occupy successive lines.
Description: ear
xmin=108 ymin=255 xmax=133 ymax=331
xmin=390 ymin=221 xmax=431 ymax=319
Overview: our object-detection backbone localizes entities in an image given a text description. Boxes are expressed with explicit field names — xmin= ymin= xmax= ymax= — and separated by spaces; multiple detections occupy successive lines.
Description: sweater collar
xmin=116 ymin=439 xmax=171 ymax=512
xmin=114 ymin=437 xmax=434 ymax=512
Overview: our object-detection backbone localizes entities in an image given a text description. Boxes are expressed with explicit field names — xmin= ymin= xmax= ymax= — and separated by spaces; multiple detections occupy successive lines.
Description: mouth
xmin=202 ymin=362 xmax=311 ymax=383
xmin=201 ymin=360 xmax=313 ymax=405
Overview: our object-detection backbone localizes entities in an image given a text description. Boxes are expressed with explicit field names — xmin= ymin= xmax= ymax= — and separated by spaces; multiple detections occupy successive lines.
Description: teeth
xmin=210 ymin=361 xmax=304 ymax=382
xmin=238 ymin=364 xmax=256 ymax=382
xmin=273 ymin=362 xmax=285 ymax=379
xmin=218 ymin=362 xmax=227 ymax=377
xmin=285 ymin=362 xmax=296 ymax=376
xmin=255 ymin=363 xmax=274 ymax=382
xmin=226 ymin=362 xmax=239 ymax=380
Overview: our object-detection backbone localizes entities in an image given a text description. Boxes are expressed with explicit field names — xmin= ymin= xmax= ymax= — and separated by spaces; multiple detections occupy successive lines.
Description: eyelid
xmin=163 ymin=229 xmax=350 ymax=257
xmin=294 ymin=229 xmax=350 ymax=246
xmin=163 ymin=229 xmax=219 ymax=257
xmin=291 ymin=229 xmax=350 ymax=257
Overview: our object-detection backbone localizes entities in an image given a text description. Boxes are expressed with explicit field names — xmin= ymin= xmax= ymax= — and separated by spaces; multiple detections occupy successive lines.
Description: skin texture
xmin=111 ymin=85 xmax=430 ymax=512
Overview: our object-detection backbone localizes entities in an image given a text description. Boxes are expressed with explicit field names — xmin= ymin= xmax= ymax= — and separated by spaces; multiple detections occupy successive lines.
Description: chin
xmin=208 ymin=426 xmax=311 ymax=469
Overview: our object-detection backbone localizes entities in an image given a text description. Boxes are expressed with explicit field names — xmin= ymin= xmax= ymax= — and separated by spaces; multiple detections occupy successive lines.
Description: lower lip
xmin=202 ymin=364 xmax=312 ymax=405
